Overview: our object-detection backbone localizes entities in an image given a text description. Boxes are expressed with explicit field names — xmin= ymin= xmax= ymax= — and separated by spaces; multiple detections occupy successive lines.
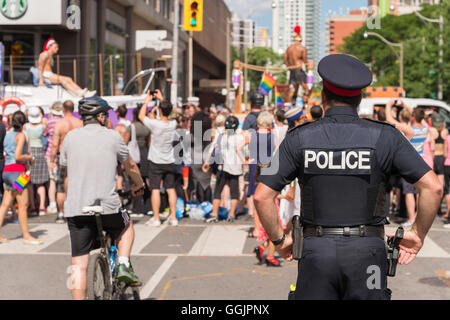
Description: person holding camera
xmin=138 ymin=90 xmax=178 ymax=227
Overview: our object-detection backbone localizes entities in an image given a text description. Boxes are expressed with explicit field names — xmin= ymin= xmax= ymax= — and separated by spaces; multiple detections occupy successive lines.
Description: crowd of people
xmin=0 ymin=90 xmax=448 ymax=266
xmin=374 ymin=99 xmax=450 ymax=229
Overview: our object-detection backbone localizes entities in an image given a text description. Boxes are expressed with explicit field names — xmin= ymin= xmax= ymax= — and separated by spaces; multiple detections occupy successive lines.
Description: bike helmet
xmin=225 ymin=115 xmax=239 ymax=130
xmin=250 ymin=91 xmax=265 ymax=108
xmin=78 ymin=96 xmax=111 ymax=121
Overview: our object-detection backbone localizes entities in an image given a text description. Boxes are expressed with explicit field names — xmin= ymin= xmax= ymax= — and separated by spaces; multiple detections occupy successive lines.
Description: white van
xmin=359 ymin=98 xmax=450 ymax=128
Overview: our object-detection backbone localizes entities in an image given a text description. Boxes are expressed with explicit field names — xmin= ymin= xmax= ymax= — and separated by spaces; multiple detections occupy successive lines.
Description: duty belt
xmin=303 ymin=225 xmax=385 ymax=239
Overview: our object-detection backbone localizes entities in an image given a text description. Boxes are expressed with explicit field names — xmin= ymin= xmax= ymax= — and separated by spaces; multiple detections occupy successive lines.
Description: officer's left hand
xmin=275 ymin=234 xmax=293 ymax=262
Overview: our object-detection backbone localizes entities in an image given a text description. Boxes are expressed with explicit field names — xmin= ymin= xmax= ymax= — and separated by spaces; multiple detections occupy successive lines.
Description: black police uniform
xmin=259 ymin=54 xmax=431 ymax=300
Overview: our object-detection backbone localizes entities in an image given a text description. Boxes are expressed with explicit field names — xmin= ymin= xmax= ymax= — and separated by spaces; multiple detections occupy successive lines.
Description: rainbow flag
xmin=13 ymin=171 xmax=30 ymax=192
xmin=276 ymin=86 xmax=284 ymax=108
xmin=258 ymin=72 xmax=276 ymax=96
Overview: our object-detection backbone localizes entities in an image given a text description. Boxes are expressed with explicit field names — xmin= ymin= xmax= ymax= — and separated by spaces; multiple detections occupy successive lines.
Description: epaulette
xmin=287 ymin=120 xmax=315 ymax=134
xmin=361 ymin=118 xmax=395 ymax=128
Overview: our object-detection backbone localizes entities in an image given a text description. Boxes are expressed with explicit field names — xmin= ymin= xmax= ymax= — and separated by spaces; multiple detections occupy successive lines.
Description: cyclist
xmin=59 ymin=96 xmax=145 ymax=300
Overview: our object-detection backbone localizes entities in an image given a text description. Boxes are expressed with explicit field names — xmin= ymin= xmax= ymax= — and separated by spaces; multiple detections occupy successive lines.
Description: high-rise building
xmin=272 ymin=0 xmax=321 ymax=81
xmin=369 ymin=0 xmax=440 ymax=16
xmin=325 ymin=10 xmax=366 ymax=55
xmin=231 ymin=13 xmax=256 ymax=51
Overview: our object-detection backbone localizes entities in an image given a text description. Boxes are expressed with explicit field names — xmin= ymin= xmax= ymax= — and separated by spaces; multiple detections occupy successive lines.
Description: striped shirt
xmin=410 ymin=125 xmax=428 ymax=156
xmin=43 ymin=115 xmax=63 ymax=159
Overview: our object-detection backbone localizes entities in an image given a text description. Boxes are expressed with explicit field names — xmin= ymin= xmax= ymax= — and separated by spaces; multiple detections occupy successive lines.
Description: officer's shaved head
xmin=322 ymin=86 xmax=362 ymax=109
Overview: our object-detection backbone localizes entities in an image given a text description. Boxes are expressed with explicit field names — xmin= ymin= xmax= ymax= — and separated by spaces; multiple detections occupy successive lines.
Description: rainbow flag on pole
xmin=275 ymin=86 xmax=284 ymax=108
xmin=258 ymin=72 xmax=276 ymax=96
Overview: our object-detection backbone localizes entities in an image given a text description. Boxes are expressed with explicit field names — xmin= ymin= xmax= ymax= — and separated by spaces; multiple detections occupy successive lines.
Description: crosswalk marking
xmin=0 ymin=224 xmax=68 ymax=255
xmin=140 ymin=255 xmax=178 ymax=299
xmin=132 ymin=224 xmax=166 ymax=254
xmin=189 ymin=225 xmax=249 ymax=256
xmin=0 ymin=222 xmax=448 ymax=259
xmin=417 ymin=236 xmax=450 ymax=258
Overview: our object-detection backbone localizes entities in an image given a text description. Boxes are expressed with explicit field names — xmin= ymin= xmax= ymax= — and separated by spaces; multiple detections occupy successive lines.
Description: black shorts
xmin=56 ymin=165 xmax=66 ymax=194
xmin=444 ymin=166 xmax=450 ymax=195
xmin=434 ymin=155 xmax=445 ymax=175
xmin=213 ymin=171 xmax=240 ymax=200
xmin=148 ymin=160 xmax=176 ymax=191
xmin=289 ymin=69 xmax=306 ymax=85
xmin=67 ymin=212 xmax=130 ymax=257
xmin=401 ymin=178 xmax=418 ymax=195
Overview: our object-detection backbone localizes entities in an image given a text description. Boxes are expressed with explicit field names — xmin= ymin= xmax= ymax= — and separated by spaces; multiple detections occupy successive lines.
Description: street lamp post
xmin=364 ymin=31 xmax=404 ymax=90
xmin=414 ymin=10 xmax=444 ymax=100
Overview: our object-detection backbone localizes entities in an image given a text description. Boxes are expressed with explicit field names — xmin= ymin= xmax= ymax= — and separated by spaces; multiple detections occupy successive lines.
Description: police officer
xmin=254 ymin=54 xmax=442 ymax=300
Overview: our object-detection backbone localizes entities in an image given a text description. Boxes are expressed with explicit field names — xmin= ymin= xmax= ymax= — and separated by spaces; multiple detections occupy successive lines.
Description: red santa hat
xmin=44 ymin=38 xmax=56 ymax=51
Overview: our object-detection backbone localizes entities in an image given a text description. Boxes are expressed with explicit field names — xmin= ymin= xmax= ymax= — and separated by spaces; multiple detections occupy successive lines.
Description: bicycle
xmin=85 ymin=192 xmax=141 ymax=300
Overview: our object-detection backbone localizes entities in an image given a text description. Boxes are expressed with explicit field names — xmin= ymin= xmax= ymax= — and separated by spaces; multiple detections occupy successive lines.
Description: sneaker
xmin=146 ymin=217 xmax=161 ymax=227
xmin=160 ymin=211 xmax=170 ymax=220
xmin=55 ymin=213 xmax=65 ymax=224
xmin=85 ymin=90 xmax=97 ymax=98
xmin=39 ymin=209 xmax=46 ymax=216
xmin=265 ymin=257 xmax=282 ymax=267
xmin=254 ymin=245 xmax=264 ymax=263
xmin=146 ymin=211 xmax=153 ymax=216
xmin=226 ymin=216 xmax=235 ymax=223
xmin=205 ymin=216 xmax=218 ymax=224
xmin=168 ymin=219 xmax=178 ymax=227
xmin=47 ymin=206 xmax=58 ymax=215
xmin=443 ymin=223 xmax=450 ymax=229
xmin=117 ymin=263 xmax=140 ymax=285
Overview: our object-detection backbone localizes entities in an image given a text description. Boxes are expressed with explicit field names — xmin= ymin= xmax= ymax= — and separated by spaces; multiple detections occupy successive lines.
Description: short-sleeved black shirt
xmin=260 ymin=106 xmax=431 ymax=192
xmin=242 ymin=111 xmax=261 ymax=131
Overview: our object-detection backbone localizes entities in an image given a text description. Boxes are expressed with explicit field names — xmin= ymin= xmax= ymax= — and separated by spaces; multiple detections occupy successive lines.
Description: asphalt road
xmin=0 ymin=213 xmax=449 ymax=300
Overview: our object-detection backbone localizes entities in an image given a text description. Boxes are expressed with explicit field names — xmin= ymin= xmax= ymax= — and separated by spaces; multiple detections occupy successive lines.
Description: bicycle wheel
xmin=87 ymin=253 xmax=112 ymax=300
xmin=112 ymin=281 xmax=141 ymax=300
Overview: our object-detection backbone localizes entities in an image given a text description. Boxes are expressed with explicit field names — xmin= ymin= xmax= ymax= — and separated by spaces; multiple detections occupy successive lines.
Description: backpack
xmin=209 ymin=132 xmax=223 ymax=175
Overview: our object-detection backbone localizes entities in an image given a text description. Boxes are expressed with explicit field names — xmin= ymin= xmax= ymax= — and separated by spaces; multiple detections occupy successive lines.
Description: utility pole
xmin=171 ymin=0 xmax=180 ymax=106
xmin=188 ymin=30 xmax=193 ymax=97
xmin=226 ymin=19 xmax=231 ymax=108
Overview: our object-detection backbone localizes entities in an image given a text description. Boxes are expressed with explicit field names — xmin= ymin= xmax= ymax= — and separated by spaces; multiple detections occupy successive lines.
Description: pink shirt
xmin=43 ymin=115 xmax=62 ymax=159
xmin=445 ymin=135 xmax=450 ymax=166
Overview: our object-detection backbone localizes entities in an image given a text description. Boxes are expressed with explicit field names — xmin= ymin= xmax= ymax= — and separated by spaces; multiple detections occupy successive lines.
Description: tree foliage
xmin=341 ymin=2 xmax=449 ymax=101
xmin=232 ymin=46 xmax=287 ymax=91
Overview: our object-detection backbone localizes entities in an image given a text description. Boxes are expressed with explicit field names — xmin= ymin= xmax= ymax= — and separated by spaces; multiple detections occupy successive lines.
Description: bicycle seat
xmin=82 ymin=199 xmax=103 ymax=214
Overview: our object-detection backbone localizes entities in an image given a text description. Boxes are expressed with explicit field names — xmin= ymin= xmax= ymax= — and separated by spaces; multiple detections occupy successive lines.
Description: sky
xmin=225 ymin=0 xmax=368 ymax=58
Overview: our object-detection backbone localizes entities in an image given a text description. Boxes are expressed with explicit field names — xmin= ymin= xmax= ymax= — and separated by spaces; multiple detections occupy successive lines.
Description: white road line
xmin=189 ymin=225 xmax=249 ymax=256
xmin=188 ymin=226 xmax=213 ymax=256
xmin=0 ymin=223 xmax=68 ymax=254
xmin=140 ymin=255 xmax=178 ymax=299
xmin=417 ymin=236 xmax=450 ymax=258
xmin=132 ymin=225 xmax=166 ymax=254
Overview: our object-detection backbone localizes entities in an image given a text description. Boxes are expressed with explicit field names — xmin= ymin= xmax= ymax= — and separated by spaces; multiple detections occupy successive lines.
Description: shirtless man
xmin=38 ymin=38 xmax=96 ymax=98
xmin=284 ymin=26 xmax=309 ymax=104
xmin=49 ymin=100 xmax=83 ymax=223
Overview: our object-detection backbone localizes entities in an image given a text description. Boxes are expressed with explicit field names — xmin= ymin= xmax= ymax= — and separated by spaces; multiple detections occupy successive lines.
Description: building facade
xmin=231 ymin=13 xmax=255 ymax=51
xmin=325 ymin=10 xmax=366 ymax=55
xmin=272 ymin=0 xmax=321 ymax=81
xmin=0 ymin=0 xmax=230 ymax=103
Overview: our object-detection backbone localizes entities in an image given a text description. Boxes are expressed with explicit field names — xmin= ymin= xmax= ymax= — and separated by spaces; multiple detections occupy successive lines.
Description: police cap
xmin=318 ymin=54 xmax=372 ymax=97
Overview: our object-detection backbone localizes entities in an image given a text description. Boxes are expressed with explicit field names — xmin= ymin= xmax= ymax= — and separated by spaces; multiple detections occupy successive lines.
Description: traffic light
xmin=184 ymin=0 xmax=203 ymax=31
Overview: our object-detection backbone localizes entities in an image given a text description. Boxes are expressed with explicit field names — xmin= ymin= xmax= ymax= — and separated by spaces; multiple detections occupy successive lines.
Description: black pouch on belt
xmin=292 ymin=215 xmax=303 ymax=260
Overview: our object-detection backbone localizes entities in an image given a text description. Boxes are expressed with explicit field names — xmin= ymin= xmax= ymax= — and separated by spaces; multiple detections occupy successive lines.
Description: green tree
xmin=341 ymin=3 xmax=449 ymax=101
xmin=246 ymin=47 xmax=287 ymax=91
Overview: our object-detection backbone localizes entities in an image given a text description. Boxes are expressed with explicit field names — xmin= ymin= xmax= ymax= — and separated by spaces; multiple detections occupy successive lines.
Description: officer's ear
xmin=321 ymin=89 xmax=329 ymax=108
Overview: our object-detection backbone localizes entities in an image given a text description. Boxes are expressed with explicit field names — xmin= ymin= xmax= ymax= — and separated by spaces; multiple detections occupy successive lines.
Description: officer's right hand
xmin=387 ymin=229 xmax=423 ymax=265
xmin=275 ymin=234 xmax=294 ymax=262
